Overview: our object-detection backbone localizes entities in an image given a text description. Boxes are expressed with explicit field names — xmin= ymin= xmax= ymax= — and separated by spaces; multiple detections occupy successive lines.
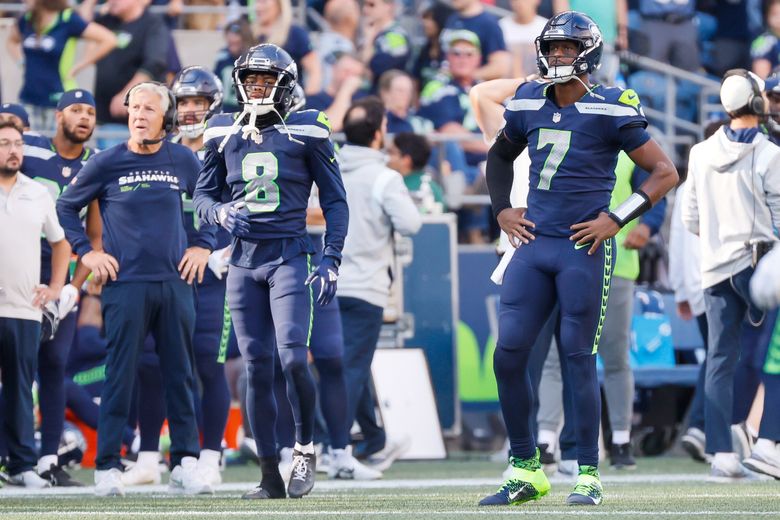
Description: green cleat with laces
xmin=566 ymin=465 xmax=603 ymax=505
xmin=479 ymin=449 xmax=551 ymax=506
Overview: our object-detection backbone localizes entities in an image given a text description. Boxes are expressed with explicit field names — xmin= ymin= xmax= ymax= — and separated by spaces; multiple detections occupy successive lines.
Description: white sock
xmin=199 ymin=449 xmax=221 ymax=467
xmin=294 ymin=442 xmax=315 ymax=455
xmin=37 ymin=454 xmax=58 ymax=474
xmin=755 ymin=438 xmax=776 ymax=452
xmin=612 ymin=430 xmax=630 ymax=445
xmin=537 ymin=429 xmax=557 ymax=448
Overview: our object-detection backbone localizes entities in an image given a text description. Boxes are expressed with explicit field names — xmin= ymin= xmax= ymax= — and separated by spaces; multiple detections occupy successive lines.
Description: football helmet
xmin=172 ymin=66 xmax=224 ymax=139
xmin=535 ymin=11 xmax=603 ymax=84
xmin=232 ymin=43 xmax=298 ymax=121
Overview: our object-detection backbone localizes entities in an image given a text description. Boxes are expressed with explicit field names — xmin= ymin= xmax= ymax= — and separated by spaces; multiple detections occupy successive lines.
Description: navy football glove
xmin=305 ymin=256 xmax=339 ymax=306
xmin=215 ymin=201 xmax=251 ymax=238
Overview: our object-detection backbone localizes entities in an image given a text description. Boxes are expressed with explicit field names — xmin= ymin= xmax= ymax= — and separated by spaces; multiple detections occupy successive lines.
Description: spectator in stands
xmin=709 ymin=0 xmax=753 ymax=76
xmin=319 ymin=0 xmax=359 ymax=88
xmin=184 ymin=0 xmax=223 ymax=30
xmin=764 ymin=74 xmax=780 ymax=143
xmin=306 ymin=53 xmax=366 ymax=132
xmin=5 ymin=0 xmax=116 ymax=132
xmin=360 ymin=0 xmax=412 ymax=90
xmin=0 ymin=119 xmax=71 ymax=489
xmin=388 ymin=132 xmax=446 ymax=213
xmin=337 ymin=97 xmax=421 ymax=474
xmin=682 ymin=70 xmax=780 ymax=480
xmin=630 ymin=0 xmax=700 ymax=72
xmin=0 ymin=104 xmax=31 ymax=132
xmin=442 ymin=0 xmax=510 ymax=81
xmin=752 ymin=0 xmax=780 ymax=79
xmin=553 ymin=0 xmax=628 ymax=50
xmin=500 ymin=0 xmax=548 ymax=77
xmin=91 ymin=0 xmax=170 ymax=145
xmin=252 ymin=0 xmax=322 ymax=94
xmin=214 ymin=18 xmax=254 ymax=114
xmin=419 ymin=31 xmax=489 ymax=243
xmin=378 ymin=70 xmax=430 ymax=135
xmin=412 ymin=1 xmax=455 ymax=87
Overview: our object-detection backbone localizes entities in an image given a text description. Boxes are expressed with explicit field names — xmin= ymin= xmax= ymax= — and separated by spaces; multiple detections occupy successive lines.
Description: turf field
xmin=1 ymin=456 xmax=778 ymax=519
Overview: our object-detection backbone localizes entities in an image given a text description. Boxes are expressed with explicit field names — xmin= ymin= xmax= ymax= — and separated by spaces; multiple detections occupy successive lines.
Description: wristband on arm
xmin=608 ymin=189 xmax=652 ymax=228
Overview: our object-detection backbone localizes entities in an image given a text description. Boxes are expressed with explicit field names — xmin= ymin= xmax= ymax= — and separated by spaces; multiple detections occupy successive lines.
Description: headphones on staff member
xmin=123 ymin=81 xmax=177 ymax=135
xmin=722 ymin=69 xmax=765 ymax=116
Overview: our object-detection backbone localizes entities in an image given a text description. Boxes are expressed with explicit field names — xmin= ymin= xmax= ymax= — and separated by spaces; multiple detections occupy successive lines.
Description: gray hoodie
xmin=337 ymin=144 xmax=422 ymax=308
xmin=682 ymin=127 xmax=780 ymax=289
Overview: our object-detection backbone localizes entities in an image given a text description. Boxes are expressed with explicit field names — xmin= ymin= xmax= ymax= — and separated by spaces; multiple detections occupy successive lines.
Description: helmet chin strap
xmin=218 ymin=97 xmax=303 ymax=152
xmin=546 ymin=65 xmax=605 ymax=101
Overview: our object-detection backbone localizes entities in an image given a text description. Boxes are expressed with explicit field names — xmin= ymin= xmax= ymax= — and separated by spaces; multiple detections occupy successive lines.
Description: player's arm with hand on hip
xmin=571 ymin=133 xmax=678 ymax=255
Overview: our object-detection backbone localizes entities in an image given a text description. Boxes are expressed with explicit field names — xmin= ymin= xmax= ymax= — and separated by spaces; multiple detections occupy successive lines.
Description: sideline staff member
xmin=0 ymin=120 xmax=70 ymax=488
xmin=57 ymin=82 xmax=216 ymax=497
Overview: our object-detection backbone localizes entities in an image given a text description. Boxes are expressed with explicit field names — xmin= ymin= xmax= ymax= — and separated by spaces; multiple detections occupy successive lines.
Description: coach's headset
xmin=123 ymin=81 xmax=177 ymax=144
xmin=722 ymin=69 xmax=766 ymax=116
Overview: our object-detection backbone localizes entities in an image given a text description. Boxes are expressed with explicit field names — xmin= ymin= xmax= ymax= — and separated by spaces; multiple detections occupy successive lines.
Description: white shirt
xmin=682 ymin=128 xmax=780 ymax=289
xmin=499 ymin=15 xmax=548 ymax=74
xmin=0 ymin=173 xmax=65 ymax=321
xmin=668 ymin=182 xmax=705 ymax=316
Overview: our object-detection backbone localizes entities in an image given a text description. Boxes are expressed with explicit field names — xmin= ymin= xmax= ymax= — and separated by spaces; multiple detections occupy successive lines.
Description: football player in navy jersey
xmin=479 ymin=12 xmax=678 ymax=507
xmin=20 ymin=89 xmax=98 ymax=487
xmin=194 ymin=44 xmax=349 ymax=500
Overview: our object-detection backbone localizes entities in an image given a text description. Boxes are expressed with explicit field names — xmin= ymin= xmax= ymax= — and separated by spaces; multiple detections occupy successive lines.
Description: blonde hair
xmin=127 ymin=83 xmax=170 ymax=114
xmin=253 ymin=0 xmax=292 ymax=47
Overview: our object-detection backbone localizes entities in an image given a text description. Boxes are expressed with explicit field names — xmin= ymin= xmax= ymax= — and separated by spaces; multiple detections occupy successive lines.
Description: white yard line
xmin=0 ymin=473 xmax=730 ymax=497
xmin=0 ymin=511 xmax=777 ymax=517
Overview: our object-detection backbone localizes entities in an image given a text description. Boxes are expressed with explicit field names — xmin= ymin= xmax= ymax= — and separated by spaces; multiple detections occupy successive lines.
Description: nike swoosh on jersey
xmin=574 ymin=242 xmax=591 ymax=250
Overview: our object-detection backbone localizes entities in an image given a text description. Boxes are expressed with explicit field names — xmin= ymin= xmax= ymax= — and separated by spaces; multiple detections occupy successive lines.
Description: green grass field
xmin=1 ymin=456 xmax=778 ymax=519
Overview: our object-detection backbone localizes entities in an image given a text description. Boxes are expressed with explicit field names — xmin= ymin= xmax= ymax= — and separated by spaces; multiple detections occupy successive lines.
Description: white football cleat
xmin=365 ymin=436 xmax=411 ymax=472
xmin=169 ymin=456 xmax=213 ymax=495
xmin=94 ymin=468 xmax=125 ymax=496
xmin=8 ymin=470 xmax=51 ymax=489
xmin=197 ymin=449 xmax=222 ymax=487
xmin=121 ymin=451 xmax=161 ymax=486
xmin=328 ymin=446 xmax=382 ymax=480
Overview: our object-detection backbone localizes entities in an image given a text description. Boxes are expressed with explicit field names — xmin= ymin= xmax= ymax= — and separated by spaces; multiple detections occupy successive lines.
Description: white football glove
xmin=57 ymin=283 xmax=79 ymax=319
xmin=750 ymin=245 xmax=780 ymax=310
xmin=207 ymin=246 xmax=231 ymax=280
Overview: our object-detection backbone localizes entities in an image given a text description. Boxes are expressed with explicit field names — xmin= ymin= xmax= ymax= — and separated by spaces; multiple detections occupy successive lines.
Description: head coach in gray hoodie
xmin=336 ymin=96 xmax=422 ymax=459
xmin=682 ymin=69 xmax=780 ymax=480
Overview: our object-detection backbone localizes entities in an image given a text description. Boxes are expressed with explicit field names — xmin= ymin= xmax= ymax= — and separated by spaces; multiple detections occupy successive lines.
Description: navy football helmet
xmin=172 ymin=66 xmax=224 ymax=138
xmin=535 ymin=11 xmax=603 ymax=83
xmin=232 ymin=43 xmax=298 ymax=119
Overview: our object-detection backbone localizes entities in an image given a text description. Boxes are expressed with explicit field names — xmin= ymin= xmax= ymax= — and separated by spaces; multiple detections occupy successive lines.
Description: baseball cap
xmin=442 ymin=29 xmax=481 ymax=52
xmin=57 ymin=89 xmax=96 ymax=111
xmin=720 ymin=70 xmax=764 ymax=113
xmin=0 ymin=103 xmax=30 ymax=128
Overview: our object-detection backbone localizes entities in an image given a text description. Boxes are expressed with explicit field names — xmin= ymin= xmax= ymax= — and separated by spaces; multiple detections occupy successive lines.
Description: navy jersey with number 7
xmin=194 ymin=109 xmax=348 ymax=268
xmin=502 ymin=80 xmax=649 ymax=237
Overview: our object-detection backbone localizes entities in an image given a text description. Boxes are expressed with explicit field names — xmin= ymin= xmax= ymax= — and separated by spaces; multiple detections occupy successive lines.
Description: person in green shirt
xmin=387 ymin=132 xmax=447 ymax=213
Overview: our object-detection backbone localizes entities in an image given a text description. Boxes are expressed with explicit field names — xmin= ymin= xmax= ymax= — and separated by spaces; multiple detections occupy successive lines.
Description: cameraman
xmin=682 ymin=69 xmax=780 ymax=480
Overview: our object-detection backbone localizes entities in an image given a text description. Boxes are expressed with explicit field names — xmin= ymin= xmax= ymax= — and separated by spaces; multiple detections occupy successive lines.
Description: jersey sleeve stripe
xmin=506 ymin=99 xmax=546 ymax=112
xmin=203 ymin=126 xmax=238 ymax=144
xmin=273 ymin=124 xmax=330 ymax=139
xmin=574 ymin=102 xmax=640 ymax=117
xmin=23 ymin=144 xmax=57 ymax=161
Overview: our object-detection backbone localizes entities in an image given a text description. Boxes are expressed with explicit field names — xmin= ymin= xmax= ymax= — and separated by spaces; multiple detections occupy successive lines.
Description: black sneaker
xmin=538 ymin=443 xmax=556 ymax=465
xmin=609 ymin=443 xmax=636 ymax=470
xmin=39 ymin=464 xmax=85 ymax=487
xmin=287 ymin=450 xmax=316 ymax=498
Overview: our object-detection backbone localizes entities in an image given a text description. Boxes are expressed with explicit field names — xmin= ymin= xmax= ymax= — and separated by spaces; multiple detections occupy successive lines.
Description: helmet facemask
xmin=176 ymin=94 xmax=220 ymax=139
xmin=536 ymin=37 xmax=594 ymax=84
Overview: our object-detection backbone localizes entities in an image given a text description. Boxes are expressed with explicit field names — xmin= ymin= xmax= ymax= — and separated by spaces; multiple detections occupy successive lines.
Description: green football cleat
xmin=479 ymin=449 xmax=551 ymax=506
xmin=566 ymin=465 xmax=603 ymax=506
